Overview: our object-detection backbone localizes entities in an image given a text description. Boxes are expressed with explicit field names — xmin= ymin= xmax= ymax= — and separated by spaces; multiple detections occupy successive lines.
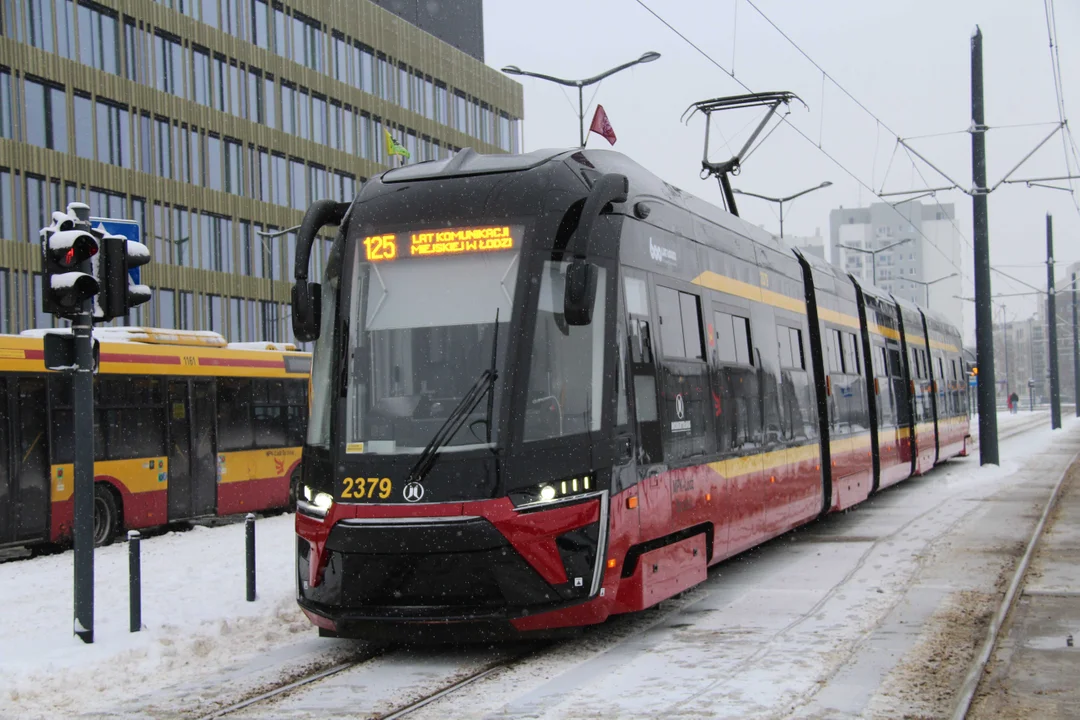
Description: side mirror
xmin=563 ymin=260 xmax=598 ymax=326
xmin=291 ymin=280 xmax=321 ymax=342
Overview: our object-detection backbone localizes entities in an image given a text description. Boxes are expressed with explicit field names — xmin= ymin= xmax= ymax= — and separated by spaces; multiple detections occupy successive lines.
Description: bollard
xmin=128 ymin=530 xmax=141 ymax=632
xmin=245 ymin=513 xmax=256 ymax=601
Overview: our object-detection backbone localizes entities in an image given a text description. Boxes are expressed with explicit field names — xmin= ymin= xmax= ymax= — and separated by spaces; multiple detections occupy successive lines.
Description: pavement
xmin=969 ymin=456 xmax=1080 ymax=719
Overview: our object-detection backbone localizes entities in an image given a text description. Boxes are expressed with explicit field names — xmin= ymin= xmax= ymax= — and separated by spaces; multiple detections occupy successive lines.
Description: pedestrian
xmin=1010 ymin=391 xmax=1019 ymax=414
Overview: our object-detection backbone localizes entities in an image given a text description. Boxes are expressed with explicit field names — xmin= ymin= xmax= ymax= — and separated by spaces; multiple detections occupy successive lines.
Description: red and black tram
xmin=289 ymin=148 xmax=969 ymax=640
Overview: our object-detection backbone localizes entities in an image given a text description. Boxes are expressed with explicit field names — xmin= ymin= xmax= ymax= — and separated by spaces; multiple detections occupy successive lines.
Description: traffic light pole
xmin=1072 ymin=272 xmax=1079 ymax=417
xmin=70 ymin=205 xmax=95 ymax=644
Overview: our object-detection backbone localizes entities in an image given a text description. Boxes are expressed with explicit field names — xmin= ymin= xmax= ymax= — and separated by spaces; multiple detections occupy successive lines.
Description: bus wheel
xmin=93 ymin=485 xmax=120 ymax=547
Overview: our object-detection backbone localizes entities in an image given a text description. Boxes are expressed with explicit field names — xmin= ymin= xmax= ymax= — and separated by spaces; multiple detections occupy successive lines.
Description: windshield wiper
xmin=406 ymin=310 xmax=500 ymax=486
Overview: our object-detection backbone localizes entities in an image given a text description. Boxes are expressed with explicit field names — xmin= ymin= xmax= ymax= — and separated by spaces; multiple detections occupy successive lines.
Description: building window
xmin=272 ymin=153 xmax=287 ymax=207
xmin=280 ymin=81 xmax=295 ymax=134
xmin=95 ymin=98 xmax=130 ymax=168
xmin=78 ymin=1 xmax=120 ymax=75
xmin=192 ymin=46 xmax=211 ymax=106
xmin=312 ymin=93 xmax=326 ymax=145
xmin=289 ymin=158 xmax=305 ymax=210
xmin=0 ymin=169 xmax=12 ymax=241
xmin=229 ymin=60 xmax=243 ymax=118
xmin=24 ymin=78 xmax=67 ymax=152
xmin=154 ymin=288 xmax=174 ymax=328
xmin=291 ymin=11 xmax=323 ymax=71
xmin=154 ymin=32 xmax=184 ymax=98
xmin=213 ymin=54 xmax=227 ymax=112
xmin=178 ymin=290 xmax=194 ymax=330
xmin=225 ymin=138 xmax=243 ymax=195
xmin=251 ymin=0 xmax=269 ymax=49
xmin=24 ymin=0 xmax=54 ymax=53
xmin=247 ymin=67 xmax=262 ymax=123
xmin=24 ymin=174 xmax=47 ymax=244
xmin=155 ymin=118 xmax=172 ymax=178
xmin=206 ymin=294 xmax=223 ymax=333
xmin=205 ymin=134 xmax=222 ymax=191
xmin=0 ymin=69 xmax=13 ymax=140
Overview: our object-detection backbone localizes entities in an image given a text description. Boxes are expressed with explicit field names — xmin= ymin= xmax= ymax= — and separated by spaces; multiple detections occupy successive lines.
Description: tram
xmin=0 ymin=327 xmax=311 ymax=548
xmin=290 ymin=148 xmax=969 ymax=640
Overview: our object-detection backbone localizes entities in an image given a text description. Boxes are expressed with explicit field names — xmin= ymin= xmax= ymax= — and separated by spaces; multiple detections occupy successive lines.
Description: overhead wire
xmin=1042 ymin=0 xmax=1080 ymax=217
xmin=632 ymin=0 xmax=969 ymax=284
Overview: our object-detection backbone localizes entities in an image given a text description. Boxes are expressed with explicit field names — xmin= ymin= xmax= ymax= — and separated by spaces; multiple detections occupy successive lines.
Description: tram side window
xmin=656 ymin=286 xmax=704 ymax=360
xmin=826 ymin=329 xmax=844 ymax=373
xmin=217 ymin=378 xmax=254 ymax=450
xmin=715 ymin=311 xmax=752 ymax=365
xmin=94 ymin=376 xmax=166 ymax=460
xmin=524 ymin=262 xmax=608 ymax=441
xmin=844 ymin=333 xmax=861 ymax=374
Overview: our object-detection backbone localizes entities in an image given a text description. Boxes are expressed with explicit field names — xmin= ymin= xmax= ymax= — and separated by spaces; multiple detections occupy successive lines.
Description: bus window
xmin=96 ymin=376 xmax=166 ymax=460
xmin=253 ymin=379 xmax=288 ymax=447
xmin=218 ymin=378 xmax=254 ymax=450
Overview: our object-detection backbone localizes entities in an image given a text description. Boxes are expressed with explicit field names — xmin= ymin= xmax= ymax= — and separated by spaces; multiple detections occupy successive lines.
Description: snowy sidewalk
xmin=0 ymin=515 xmax=311 ymax=720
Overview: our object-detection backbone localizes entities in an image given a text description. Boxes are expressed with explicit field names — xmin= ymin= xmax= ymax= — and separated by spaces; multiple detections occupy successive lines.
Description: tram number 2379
xmin=342 ymin=477 xmax=393 ymax=500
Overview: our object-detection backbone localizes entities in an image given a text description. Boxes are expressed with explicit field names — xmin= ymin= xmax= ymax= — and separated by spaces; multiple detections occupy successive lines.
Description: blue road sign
xmin=90 ymin=217 xmax=142 ymax=284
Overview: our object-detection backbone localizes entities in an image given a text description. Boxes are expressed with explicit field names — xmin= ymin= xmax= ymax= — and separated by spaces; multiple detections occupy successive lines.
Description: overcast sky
xmin=484 ymin=0 xmax=1080 ymax=343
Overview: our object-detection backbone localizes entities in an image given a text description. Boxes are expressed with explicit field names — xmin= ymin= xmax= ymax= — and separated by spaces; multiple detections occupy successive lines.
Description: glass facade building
xmin=0 ymin=0 xmax=523 ymax=346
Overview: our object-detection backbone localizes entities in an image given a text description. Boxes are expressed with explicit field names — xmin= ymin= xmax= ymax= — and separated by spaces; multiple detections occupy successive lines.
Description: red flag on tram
xmin=589 ymin=105 xmax=617 ymax=145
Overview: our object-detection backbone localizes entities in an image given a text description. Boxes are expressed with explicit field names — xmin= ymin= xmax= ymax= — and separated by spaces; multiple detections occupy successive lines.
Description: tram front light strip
xmin=511 ymin=474 xmax=594 ymax=508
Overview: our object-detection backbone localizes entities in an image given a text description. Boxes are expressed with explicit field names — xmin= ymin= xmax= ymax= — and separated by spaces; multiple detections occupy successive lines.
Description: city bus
xmin=0 ymin=327 xmax=311 ymax=548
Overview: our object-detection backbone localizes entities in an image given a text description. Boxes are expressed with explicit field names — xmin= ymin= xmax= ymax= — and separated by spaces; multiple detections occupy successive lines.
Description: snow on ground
xmin=0 ymin=412 xmax=1068 ymax=719
xmin=0 ymin=514 xmax=315 ymax=720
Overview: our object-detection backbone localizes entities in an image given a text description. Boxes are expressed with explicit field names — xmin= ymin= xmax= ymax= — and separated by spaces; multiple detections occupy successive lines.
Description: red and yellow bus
xmin=0 ymin=328 xmax=311 ymax=548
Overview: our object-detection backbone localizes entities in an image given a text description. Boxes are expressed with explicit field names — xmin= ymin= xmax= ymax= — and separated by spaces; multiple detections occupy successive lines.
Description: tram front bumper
xmin=295 ymin=497 xmax=609 ymax=638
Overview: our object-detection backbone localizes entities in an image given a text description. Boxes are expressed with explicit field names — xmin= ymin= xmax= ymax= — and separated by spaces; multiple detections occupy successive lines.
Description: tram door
xmin=624 ymin=272 xmax=670 ymax=541
xmin=0 ymin=377 xmax=51 ymax=545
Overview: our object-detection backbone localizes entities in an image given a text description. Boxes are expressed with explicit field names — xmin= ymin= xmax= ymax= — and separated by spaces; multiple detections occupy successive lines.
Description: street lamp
xmin=907 ymin=272 xmax=959 ymax=306
xmin=501 ymin=51 xmax=661 ymax=148
xmin=731 ymin=181 xmax=833 ymax=239
xmin=837 ymin=237 xmax=912 ymax=287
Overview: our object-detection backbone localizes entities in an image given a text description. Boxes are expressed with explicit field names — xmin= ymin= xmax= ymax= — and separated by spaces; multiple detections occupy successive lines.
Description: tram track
xmin=189 ymin=640 xmax=554 ymax=720
xmin=949 ymin=447 xmax=1080 ymax=720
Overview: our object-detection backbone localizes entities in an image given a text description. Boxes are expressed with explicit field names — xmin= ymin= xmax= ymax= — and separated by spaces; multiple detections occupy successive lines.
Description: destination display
xmin=363 ymin=225 xmax=516 ymax=262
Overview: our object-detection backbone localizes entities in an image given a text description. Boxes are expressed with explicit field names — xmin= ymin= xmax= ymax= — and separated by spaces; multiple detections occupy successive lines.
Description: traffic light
xmin=97 ymin=234 xmax=152 ymax=321
xmin=41 ymin=227 xmax=100 ymax=317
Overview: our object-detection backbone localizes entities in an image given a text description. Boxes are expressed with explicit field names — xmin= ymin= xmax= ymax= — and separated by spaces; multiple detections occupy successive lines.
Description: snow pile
xmin=0 ymin=515 xmax=313 ymax=720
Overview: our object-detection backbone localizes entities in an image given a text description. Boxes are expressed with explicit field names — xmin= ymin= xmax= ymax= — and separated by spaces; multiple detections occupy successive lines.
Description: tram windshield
xmin=343 ymin=225 xmax=521 ymax=455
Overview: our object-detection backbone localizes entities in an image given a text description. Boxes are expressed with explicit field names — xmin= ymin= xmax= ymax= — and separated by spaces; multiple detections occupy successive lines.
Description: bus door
xmin=167 ymin=381 xmax=194 ymax=520
xmin=0 ymin=376 xmax=50 ymax=545
xmin=190 ymin=380 xmax=217 ymax=517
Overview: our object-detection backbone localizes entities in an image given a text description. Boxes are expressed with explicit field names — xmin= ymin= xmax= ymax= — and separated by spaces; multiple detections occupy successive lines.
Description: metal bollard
xmin=245 ymin=513 xmax=256 ymax=601
xmin=128 ymin=530 xmax=141 ymax=632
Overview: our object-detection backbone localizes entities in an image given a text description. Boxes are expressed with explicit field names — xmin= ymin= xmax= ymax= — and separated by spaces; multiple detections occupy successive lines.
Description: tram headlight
xmin=299 ymin=485 xmax=334 ymax=517
xmin=509 ymin=473 xmax=596 ymax=509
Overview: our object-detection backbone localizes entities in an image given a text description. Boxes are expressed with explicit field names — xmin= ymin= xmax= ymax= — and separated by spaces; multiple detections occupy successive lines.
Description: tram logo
xmin=648 ymin=237 xmax=677 ymax=265
xmin=671 ymin=393 xmax=691 ymax=433
xmin=403 ymin=482 xmax=425 ymax=503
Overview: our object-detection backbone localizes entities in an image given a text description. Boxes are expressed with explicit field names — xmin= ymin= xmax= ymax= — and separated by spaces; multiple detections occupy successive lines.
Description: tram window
xmin=777 ymin=326 xmax=792 ymax=368
xmin=657 ymin=286 xmax=704 ymax=360
xmin=845 ymin=333 xmax=861 ymax=374
xmin=217 ymin=378 xmax=254 ymax=451
xmin=715 ymin=311 xmax=752 ymax=365
xmin=827 ymin=329 xmax=844 ymax=373
xmin=888 ymin=347 xmax=903 ymax=378
xmin=524 ymin=262 xmax=607 ymax=441
xmin=789 ymin=328 xmax=804 ymax=369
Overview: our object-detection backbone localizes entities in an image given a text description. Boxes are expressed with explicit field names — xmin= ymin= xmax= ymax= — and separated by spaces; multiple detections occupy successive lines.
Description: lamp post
xmin=907 ymin=272 xmax=959 ymax=306
xmin=837 ymin=237 xmax=912 ymax=287
xmin=731 ymin=181 xmax=833 ymax=239
xmin=501 ymin=52 xmax=661 ymax=148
